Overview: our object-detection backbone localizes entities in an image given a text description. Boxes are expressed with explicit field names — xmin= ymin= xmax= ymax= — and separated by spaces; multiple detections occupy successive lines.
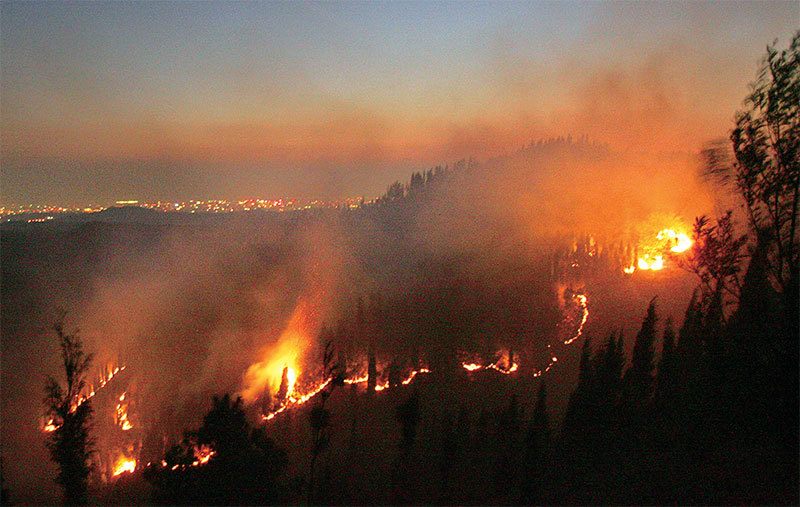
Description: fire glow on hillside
xmin=627 ymin=227 xmax=693 ymax=273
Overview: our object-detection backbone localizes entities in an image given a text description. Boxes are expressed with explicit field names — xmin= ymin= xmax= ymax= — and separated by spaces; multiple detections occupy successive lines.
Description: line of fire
xmin=39 ymin=221 xmax=695 ymax=480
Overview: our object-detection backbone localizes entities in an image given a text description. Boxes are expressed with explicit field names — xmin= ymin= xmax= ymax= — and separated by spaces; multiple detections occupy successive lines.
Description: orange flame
xmin=192 ymin=445 xmax=215 ymax=466
xmin=113 ymin=457 xmax=136 ymax=477
xmin=242 ymin=303 xmax=311 ymax=403
xmin=629 ymin=223 xmax=692 ymax=273
xmin=658 ymin=228 xmax=692 ymax=252
xmin=115 ymin=392 xmax=133 ymax=431
xmin=42 ymin=364 xmax=126 ymax=433
xmin=263 ymin=367 xmax=432 ymax=421
xmin=563 ymin=293 xmax=588 ymax=345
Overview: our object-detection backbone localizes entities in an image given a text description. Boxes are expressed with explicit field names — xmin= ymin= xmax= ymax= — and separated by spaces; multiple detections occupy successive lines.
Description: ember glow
xmin=263 ymin=367 xmax=433 ymax=421
xmin=112 ymin=457 xmax=136 ymax=477
xmin=563 ymin=293 xmax=588 ymax=345
xmin=41 ymin=364 xmax=126 ymax=433
xmin=630 ymin=224 xmax=693 ymax=273
xmin=115 ymin=393 xmax=133 ymax=431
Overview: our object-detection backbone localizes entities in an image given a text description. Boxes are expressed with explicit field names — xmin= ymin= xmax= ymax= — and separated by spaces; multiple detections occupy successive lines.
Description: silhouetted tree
xmin=307 ymin=340 xmax=342 ymax=503
xmin=1 ymin=457 xmax=11 ymax=505
xmin=522 ymin=382 xmax=551 ymax=503
xmin=493 ymin=394 xmax=520 ymax=497
xmin=393 ymin=389 xmax=421 ymax=502
xmin=197 ymin=394 xmax=249 ymax=456
xmin=623 ymin=299 xmax=658 ymax=407
xmin=562 ymin=337 xmax=594 ymax=438
xmin=654 ymin=318 xmax=677 ymax=412
xmin=704 ymin=32 xmax=799 ymax=302
xmin=276 ymin=365 xmax=290 ymax=407
xmin=396 ymin=389 xmax=420 ymax=449
xmin=596 ymin=330 xmax=625 ymax=406
xmin=683 ymin=212 xmax=747 ymax=310
xmin=438 ymin=411 xmax=457 ymax=503
xmin=147 ymin=394 xmax=288 ymax=505
xmin=43 ymin=321 xmax=94 ymax=505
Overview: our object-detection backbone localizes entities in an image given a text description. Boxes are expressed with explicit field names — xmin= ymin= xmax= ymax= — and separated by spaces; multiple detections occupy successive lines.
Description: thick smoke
xmin=1 ymin=138 xmax=713 ymax=503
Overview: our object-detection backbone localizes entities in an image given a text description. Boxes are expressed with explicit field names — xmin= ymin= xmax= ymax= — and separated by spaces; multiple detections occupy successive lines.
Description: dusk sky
xmin=2 ymin=1 xmax=797 ymax=205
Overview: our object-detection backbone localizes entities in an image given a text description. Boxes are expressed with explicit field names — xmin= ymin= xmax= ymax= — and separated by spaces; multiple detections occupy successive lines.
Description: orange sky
xmin=2 ymin=1 xmax=797 ymax=203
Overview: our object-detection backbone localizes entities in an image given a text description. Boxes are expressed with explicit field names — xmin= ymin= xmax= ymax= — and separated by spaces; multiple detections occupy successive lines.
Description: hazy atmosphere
xmin=2 ymin=1 xmax=797 ymax=203
xmin=1 ymin=2 xmax=797 ymax=506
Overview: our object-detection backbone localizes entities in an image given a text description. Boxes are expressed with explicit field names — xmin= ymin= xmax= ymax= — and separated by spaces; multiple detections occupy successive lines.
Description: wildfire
xmin=461 ymin=355 xmax=519 ymax=374
xmin=263 ymin=367 xmax=432 ymax=421
xmin=637 ymin=254 xmax=664 ymax=271
xmin=192 ymin=445 xmax=215 ymax=466
xmin=43 ymin=418 xmax=58 ymax=432
xmin=42 ymin=364 xmax=126 ymax=433
xmin=658 ymin=228 xmax=692 ymax=252
xmin=75 ymin=364 xmax=125 ymax=411
xmin=242 ymin=302 xmax=315 ymax=404
xmin=533 ymin=288 xmax=591 ymax=378
xmin=113 ymin=457 xmax=136 ymax=477
xmin=628 ymin=225 xmax=692 ymax=273
xmin=116 ymin=392 xmax=133 ymax=431
xmin=563 ymin=293 xmax=588 ymax=345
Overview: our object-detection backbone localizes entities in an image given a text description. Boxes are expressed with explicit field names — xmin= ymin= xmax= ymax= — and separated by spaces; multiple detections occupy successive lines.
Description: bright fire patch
xmin=113 ymin=458 xmax=136 ymax=477
xmin=627 ymin=224 xmax=692 ymax=273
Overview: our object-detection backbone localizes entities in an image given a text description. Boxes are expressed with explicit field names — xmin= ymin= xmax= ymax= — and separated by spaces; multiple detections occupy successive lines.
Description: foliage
xmin=703 ymin=31 xmax=799 ymax=297
xmin=682 ymin=212 xmax=748 ymax=309
xmin=146 ymin=394 xmax=288 ymax=505
xmin=43 ymin=321 xmax=94 ymax=505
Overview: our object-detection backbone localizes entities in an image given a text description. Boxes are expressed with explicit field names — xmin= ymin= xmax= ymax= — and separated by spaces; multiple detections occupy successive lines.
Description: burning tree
xmin=43 ymin=321 xmax=95 ymax=505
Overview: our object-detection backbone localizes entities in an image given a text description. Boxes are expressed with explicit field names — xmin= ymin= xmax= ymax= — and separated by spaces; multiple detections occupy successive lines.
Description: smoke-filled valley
xmin=3 ymin=138 xmax=732 ymax=503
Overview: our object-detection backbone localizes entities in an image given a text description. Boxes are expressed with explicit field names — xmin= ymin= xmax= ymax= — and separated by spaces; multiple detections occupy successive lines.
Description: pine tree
xmin=522 ymin=382 xmax=551 ymax=504
xmin=596 ymin=331 xmax=625 ymax=406
xmin=562 ymin=337 xmax=594 ymax=438
xmin=654 ymin=318 xmax=677 ymax=412
xmin=525 ymin=383 xmax=551 ymax=466
xmin=623 ymin=299 xmax=658 ymax=406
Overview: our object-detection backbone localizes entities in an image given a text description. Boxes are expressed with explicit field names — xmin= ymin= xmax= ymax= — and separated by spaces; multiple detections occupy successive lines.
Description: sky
xmin=2 ymin=0 xmax=798 ymax=205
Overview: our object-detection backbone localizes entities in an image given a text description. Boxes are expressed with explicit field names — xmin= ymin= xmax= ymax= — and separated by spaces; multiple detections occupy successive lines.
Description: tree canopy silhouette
xmin=43 ymin=320 xmax=94 ymax=505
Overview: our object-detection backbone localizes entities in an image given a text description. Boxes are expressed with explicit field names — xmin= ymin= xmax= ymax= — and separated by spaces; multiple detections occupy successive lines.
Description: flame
xmin=286 ymin=367 xmax=297 ymax=394
xmin=42 ymin=364 xmax=126 ymax=433
xmin=192 ymin=445 xmax=215 ymax=466
xmin=658 ymin=228 xmax=692 ymax=252
xmin=113 ymin=457 xmax=136 ymax=476
xmin=43 ymin=418 xmax=58 ymax=432
xmin=533 ymin=290 xmax=591 ymax=377
xmin=563 ymin=293 xmax=588 ymax=345
xmin=629 ymin=223 xmax=692 ymax=273
xmin=241 ymin=303 xmax=312 ymax=403
xmin=461 ymin=351 xmax=519 ymax=374
xmin=637 ymin=254 xmax=664 ymax=271
xmin=263 ymin=367 xmax=432 ymax=421
xmin=115 ymin=392 xmax=133 ymax=431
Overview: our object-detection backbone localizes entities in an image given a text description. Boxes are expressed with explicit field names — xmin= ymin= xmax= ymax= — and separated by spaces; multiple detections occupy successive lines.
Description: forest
xmin=1 ymin=31 xmax=797 ymax=507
